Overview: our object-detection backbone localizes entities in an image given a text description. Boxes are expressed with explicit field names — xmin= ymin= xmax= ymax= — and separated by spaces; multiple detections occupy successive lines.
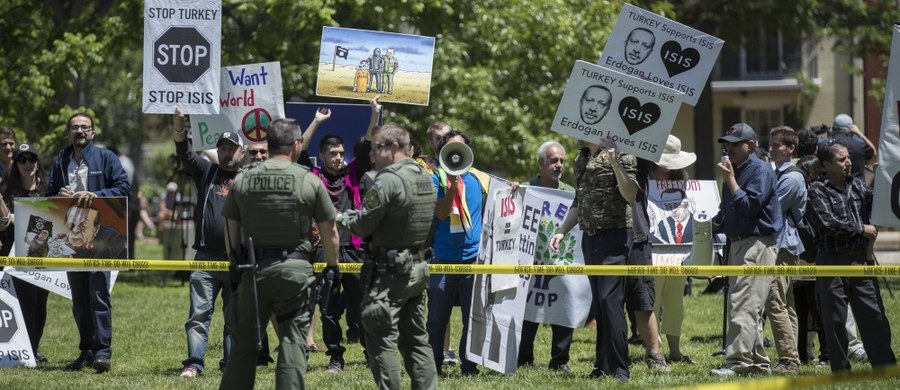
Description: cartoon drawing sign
xmin=646 ymin=179 xmax=719 ymax=245
xmin=598 ymin=3 xmax=724 ymax=106
xmin=551 ymin=60 xmax=684 ymax=162
xmin=873 ymin=25 xmax=900 ymax=227
xmin=142 ymin=0 xmax=222 ymax=114
xmin=316 ymin=27 xmax=436 ymax=106
xmin=5 ymin=197 xmax=125 ymax=299
xmin=190 ymin=61 xmax=285 ymax=151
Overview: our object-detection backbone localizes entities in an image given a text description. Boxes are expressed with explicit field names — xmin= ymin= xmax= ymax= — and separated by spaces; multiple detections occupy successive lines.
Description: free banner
xmin=0 ymin=272 xmax=35 ymax=368
xmin=551 ymin=60 xmax=684 ymax=162
xmin=190 ymin=62 xmax=285 ymax=151
xmin=142 ymin=0 xmax=222 ymax=114
xmin=316 ymin=27 xmax=436 ymax=106
xmin=598 ymin=3 xmax=724 ymax=106
xmin=873 ymin=25 xmax=900 ymax=227
xmin=647 ymin=179 xmax=720 ymax=245
xmin=5 ymin=197 xmax=126 ymax=299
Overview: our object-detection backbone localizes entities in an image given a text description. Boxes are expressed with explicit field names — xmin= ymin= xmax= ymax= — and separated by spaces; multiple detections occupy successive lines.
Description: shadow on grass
xmin=689 ymin=334 xmax=722 ymax=344
xmin=116 ymin=270 xmax=188 ymax=287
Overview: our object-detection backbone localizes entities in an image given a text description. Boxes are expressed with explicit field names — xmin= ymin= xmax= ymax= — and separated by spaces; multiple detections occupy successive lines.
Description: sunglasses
xmin=248 ymin=150 xmax=268 ymax=156
xmin=17 ymin=156 xmax=37 ymax=164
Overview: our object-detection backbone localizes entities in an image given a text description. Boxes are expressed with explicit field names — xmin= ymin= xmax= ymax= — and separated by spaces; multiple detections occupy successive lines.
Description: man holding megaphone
xmin=427 ymin=130 xmax=490 ymax=377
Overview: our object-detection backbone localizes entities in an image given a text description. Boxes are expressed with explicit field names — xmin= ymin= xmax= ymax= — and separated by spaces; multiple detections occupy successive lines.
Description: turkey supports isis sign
xmin=142 ymin=0 xmax=222 ymax=114
xmin=551 ymin=60 xmax=683 ymax=162
xmin=191 ymin=62 xmax=285 ymax=151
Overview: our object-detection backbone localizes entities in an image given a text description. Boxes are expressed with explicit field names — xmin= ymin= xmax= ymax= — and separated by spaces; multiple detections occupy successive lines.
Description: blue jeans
xmin=68 ymin=270 xmax=112 ymax=359
xmin=183 ymin=250 xmax=233 ymax=372
xmin=426 ymin=258 xmax=477 ymax=374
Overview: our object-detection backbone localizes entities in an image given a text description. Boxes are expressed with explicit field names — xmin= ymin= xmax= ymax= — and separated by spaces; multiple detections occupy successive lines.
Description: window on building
xmin=714 ymin=27 xmax=804 ymax=81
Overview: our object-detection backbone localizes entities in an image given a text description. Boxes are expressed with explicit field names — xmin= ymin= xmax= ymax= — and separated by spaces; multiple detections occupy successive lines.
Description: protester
xmin=1 ymin=144 xmax=49 ymax=363
xmin=710 ymin=123 xmax=782 ymax=376
xmin=518 ymin=140 xmax=576 ymax=372
xmin=550 ymin=137 xmax=638 ymax=383
xmin=48 ymin=113 xmax=131 ymax=373
xmin=765 ymin=126 xmax=806 ymax=373
xmin=806 ymin=139 xmax=896 ymax=373
xmin=0 ymin=126 xmax=17 ymax=183
xmin=828 ymin=114 xmax=875 ymax=181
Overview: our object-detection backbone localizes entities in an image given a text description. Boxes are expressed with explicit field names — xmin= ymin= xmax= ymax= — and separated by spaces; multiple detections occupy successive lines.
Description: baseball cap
xmin=166 ymin=182 xmax=178 ymax=192
xmin=14 ymin=143 xmax=38 ymax=159
xmin=832 ymin=114 xmax=853 ymax=132
xmin=717 ymin=123 xmax=757 ymax=143
xmin=217 ymin=131 xmax=244 ymax=148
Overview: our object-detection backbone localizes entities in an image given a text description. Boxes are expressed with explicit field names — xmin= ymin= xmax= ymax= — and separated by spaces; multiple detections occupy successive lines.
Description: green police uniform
xmin=220 ymin=158 xmax=336 ymax=390
xmin=338 ymin=158 xmax=437 ymax=390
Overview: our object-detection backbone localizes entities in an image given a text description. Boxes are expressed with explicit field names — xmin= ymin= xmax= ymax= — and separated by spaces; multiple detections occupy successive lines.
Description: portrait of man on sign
xmin=624 ymin=27 xmax=656 ymax=65
xmin=580 ymin=85 xmax=613 ymax=125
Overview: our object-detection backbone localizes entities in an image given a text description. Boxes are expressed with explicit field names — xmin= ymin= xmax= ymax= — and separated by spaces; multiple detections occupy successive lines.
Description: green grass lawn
xmin=3 ymin=240 xmax=900 ymax=389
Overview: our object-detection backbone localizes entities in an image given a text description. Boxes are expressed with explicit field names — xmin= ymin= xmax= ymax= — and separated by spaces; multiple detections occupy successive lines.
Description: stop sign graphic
xmin=153 ymin=27 xmax=211 ymax=83
xmin=0 ymin=298 xmax=19 ymax=343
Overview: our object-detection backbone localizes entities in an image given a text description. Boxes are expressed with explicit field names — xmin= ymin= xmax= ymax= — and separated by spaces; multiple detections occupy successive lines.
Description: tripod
xmin=712 ymin=240 xmax=729 ymax=357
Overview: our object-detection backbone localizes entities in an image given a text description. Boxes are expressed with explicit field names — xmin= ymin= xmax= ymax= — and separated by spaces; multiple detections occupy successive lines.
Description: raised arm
xmin=301 ymin=108 xmax=331 ymax=152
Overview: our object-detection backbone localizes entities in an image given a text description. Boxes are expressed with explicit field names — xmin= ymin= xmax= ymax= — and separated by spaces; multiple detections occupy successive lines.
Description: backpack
xmin=780 ymin=165 xmax=817 ymax=262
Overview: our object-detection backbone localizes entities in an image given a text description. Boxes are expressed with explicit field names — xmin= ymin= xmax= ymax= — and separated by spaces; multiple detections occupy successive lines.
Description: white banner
xmin=873 ymin=25 xmax=900 ymax=227
xmin=551 ymin=60 xmax=683 ymax=162
xmin=599 ymin=3 xmax=724 ymax=106
xmin=0 ymin=272 xmax=35 ymax=367
xmin=190 ymin=61 xmax=285 ymax=150
xmin=142 ymin=0 xmax=222 ymax=114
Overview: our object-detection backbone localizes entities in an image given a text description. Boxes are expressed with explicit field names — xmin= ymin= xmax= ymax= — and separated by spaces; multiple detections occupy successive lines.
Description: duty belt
xmin=374 ymin=247 xmax=432 ymax=263
xmin=255 ymin=247 xmax=311 ymax=267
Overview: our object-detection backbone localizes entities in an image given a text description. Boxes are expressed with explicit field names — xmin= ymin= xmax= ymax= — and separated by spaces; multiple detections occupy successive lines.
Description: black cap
xmin=718 ymin=123 xmax=757 ymax=143
xmin=14 ymin=143 xmax=38 ymax=159
xmin=216 ymin=131 xmax=244 ymax=148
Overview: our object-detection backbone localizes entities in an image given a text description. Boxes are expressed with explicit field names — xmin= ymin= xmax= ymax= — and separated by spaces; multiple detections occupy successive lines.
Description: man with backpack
xmin=765 ymin=126 xmax=807 ymax=373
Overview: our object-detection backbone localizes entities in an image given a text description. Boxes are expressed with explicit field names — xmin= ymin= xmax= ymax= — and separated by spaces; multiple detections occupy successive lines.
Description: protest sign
xmin=873 ymin=25 xmax=900 ymax=227
xmin=190 ymin=62 xmax=284 ymax=151
xmin=551 ymin=60 xmax=683 ymax=162
xmin=142 ymin=0 xmax=222 ymax=114
xmin=284 ymin=102 xmax=379 ymax=168
xmin=646 ymin=179 xmax=719 ymax=245
xmin=316 ymin=27 xmax=436 ymax=106
xmin=599 ymin=3 xmax=724 ymax=106
xmin=0 ymin=272 xmax=35 ymax=368
xmin=6 ymin=197 xmax=125 ymax=299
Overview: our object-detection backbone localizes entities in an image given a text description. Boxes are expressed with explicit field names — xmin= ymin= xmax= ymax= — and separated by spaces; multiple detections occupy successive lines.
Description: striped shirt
xmin=806 ymin=176 xmax=871 ymax=253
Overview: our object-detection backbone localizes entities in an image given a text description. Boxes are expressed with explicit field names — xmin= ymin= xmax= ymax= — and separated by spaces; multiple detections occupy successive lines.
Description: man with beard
xmin=367 ymin=48 xmax=384 ymax=93
xmin=172 ymin=109 xmax=259 ymax=378
xmin=48 ymin=113 xmax=130 ymax=373
xmin=518 ymin=140 xmax=576 ymax=372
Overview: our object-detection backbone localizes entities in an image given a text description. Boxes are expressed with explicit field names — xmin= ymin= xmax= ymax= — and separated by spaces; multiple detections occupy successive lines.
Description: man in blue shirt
xmin=710 ymin=123 xmax=782 ymax=377
xmin=427 ymin=130 xmax=484 ymax=376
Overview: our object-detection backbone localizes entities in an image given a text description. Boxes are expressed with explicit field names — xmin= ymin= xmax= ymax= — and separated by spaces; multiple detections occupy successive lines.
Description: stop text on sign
xmin=147 ymin=8 xmax=219 ymax=21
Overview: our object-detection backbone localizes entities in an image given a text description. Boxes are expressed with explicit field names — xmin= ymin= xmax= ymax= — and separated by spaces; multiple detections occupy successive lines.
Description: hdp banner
xmin=190 ymin=61 xmax=285 ymax=151
xmin=142 ymin=0 xmax=222 ymax=114
xmin=873 ymin=25 xmax=900 ymax=227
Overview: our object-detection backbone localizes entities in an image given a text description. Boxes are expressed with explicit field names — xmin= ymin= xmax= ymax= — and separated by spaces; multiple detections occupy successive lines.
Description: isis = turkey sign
xmin=551 ymin=60 xmax=683 ymax=162
xmin=142 ymin=0 xmax=222 ymax=114
xmin=191 ymin=62 xmax=285 ymax=151
xmin=598 ymin=3 xmax=724 ymax=106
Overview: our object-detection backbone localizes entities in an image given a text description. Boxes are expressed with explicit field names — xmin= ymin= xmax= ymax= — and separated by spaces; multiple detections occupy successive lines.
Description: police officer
xmin=338 ymin=123 xmax=437 ymax=390
xmin=220 ymin=118 xmax=340 ymax=389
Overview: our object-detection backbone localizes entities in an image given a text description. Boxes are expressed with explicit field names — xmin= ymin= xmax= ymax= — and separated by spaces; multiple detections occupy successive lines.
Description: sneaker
xmin=443 ymin=350 xmax=459 ymax=366
xmin=772 ymin=361 xmax=800 ymax=374
xmin=628 ymin=335 xmax=643 ymax=345
xmin=815 ymin=359 xmax=829 ymax=368
xmin=850 ymin=348 xmax=868 ymax=362
xmin=646 ymin=353 xmax=670 ymax=372
xmin=180 ymin=365 xmax=200 ymax=378
xmin=325 ymin=360 xmax=343 ymax=373
xmin=710 ymin=367 xmax=737 ymax=376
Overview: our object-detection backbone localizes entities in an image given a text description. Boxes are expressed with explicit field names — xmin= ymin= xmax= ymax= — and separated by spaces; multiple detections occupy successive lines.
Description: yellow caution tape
xmin=2 ymin=256 xmax=900 ymax=277
xmin=667 ymin=364 xmax=900 ymax=390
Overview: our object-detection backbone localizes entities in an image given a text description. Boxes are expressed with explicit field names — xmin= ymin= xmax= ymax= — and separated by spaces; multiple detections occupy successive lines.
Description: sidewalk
xmin=875 ymin=231 xmax=900 ymax=265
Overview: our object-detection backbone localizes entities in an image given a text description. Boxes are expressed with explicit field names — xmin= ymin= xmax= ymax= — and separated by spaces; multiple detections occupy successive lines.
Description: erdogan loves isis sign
xmin=551 ymin=60 xmax=683 ymax=162
xmin=598 ymin=3 xmax=724 ymax=106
